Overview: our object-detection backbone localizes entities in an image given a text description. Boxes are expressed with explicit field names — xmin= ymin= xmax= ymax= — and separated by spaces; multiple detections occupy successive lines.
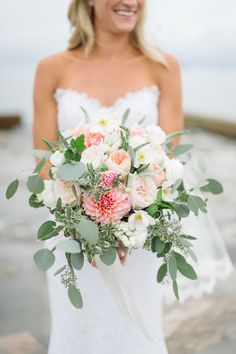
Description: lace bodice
xmin=53 ymin=85 xmax=160 ymax=131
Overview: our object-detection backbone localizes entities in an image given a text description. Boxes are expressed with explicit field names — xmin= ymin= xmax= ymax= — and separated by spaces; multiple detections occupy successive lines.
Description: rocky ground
xmin=0 ymin=127 xmax=235 ymax=354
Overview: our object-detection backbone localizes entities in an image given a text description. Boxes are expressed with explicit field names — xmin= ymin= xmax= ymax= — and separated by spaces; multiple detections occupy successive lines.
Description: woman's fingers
xmin=117 ymin=246 xmax=128 ymax=265
xmin=91 ymin=257 xmax=97 ymax=268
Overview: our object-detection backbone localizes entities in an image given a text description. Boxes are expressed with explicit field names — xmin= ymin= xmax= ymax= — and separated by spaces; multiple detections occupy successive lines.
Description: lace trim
xmin=53 ymin=85 xmax=160 ymax=110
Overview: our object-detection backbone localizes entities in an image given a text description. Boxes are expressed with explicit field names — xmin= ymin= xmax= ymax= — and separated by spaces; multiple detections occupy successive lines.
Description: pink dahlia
xmin=82 ymin=188 xmax=131 ymax=224
xmin=73 ymin=124 xmax=104 ymax=148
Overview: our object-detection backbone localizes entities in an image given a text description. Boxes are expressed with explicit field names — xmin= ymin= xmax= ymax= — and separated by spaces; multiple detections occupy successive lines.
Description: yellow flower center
xmin=134 ymin=213 xmax=143 ymax=220
xmin=138 ymin=151 xmax=145 ymax=163
xmin=98 ymin=117 xmax=108 ymax=127
xmin=162 ymin=188 xmax=170 ymax=196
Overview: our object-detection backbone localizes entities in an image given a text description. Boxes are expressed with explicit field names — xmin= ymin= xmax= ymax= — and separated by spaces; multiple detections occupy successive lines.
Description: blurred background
xmin=0 ymin=0 xmax=235 ymax=353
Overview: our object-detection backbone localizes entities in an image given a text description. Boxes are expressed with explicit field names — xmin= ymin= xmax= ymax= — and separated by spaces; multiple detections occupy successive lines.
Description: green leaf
xmin=152 ymin=237 xmax=165 ymax=254
xmin=80 ymin=105 xmax=90 ymax=124
xmin=71 ymin=252 xmax=84 ymax=270
xmin=122 ymin=108 xmax=130 ymax=125
xmin=37 ymin=220 xmax=56 ymax=240
xmin=170 ymin=178 xmax=182 ymax=194
xmin=156 ymin=188 xmax=162 ymax=203
xmin=54 ymin=265 xmax=66 ymax=276
xmin=56 ymin=240 xmax=81 ymax=253
xmin=156 ymin=242 xmax=172 ymax=257
xmin=77 ymin=219 xmax=99 ymax=245
xmin=174 ymin=252 xmax=197 ymax=280
xmin=27 ymin=175 xmax=44 ymax=194
xmin=157 ymin=263 xmax=167 ymax=282
xmin=146 ymin=203 xmax=159 ymax=218
xmin=174 ymin=203 xmax=190 ymax=218
xmin=33 ymin=248 xmax=55 ymax=271
xmin=181 ymin=234 xmax=197 ymax=240
xmin=186 ymin=248 xmax=198 ymax=263
xmin=71 ymin=135 xmax=86 ymax=153
xmin=68 ymin=285 xmax=83 ymax=309
xmin=100 ymin=247 xmax=117 ymax=265
xmin=165 ymin=129 xmax=190 ymax=143
xmin=168 ymin=253 xmax=177 ymax=281
xmin=187 ymin=195 xmax=206 ymax=216
xmin=173 ymin=144 xmax=194 ymax=157
xmin=29 ymin=194 xmax=44 ymax=208
xmin=34 ymin=158 xmax=46 ymax=173
xmin=197 ymin=154 xmax=207 ymax=174
xmin=33 ymin=149 xmax=52 ymax=159
xmin=56 ymin=197 xmax=62 ymax=211
xmin=200 ymin=178 xmax=223 ymax=194
xmin=179 ymin=237 xmax=194 ymax=248
xmin=172 ymin=280 xmax=179 ymax=300
xmin=6 ymin=179 xmax=19 ymax=199
xmin=58 ymin=162 xmax=86 ymax=181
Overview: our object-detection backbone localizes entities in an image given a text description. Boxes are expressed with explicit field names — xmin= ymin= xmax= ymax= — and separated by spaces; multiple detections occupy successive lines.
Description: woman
xmin=33 ymin=1 xmax=233 ymax=353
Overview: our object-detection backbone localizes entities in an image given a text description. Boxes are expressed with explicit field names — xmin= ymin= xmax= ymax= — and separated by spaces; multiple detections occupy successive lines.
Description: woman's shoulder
xmin=152 ymin=51 xmax=181 ymax=88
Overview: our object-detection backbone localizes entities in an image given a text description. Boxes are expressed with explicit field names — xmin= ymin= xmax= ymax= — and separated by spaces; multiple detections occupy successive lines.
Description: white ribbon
xmin=94 ymin=254 xmax=162 ymax=349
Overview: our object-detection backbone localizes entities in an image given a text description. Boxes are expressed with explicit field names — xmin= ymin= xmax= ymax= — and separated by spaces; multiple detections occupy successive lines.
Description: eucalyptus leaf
xmin=33 ymin=248 xmax=55 ymax=271
xmin=173 ymin=144 xmax=194 ymax=157
xmin=6 ymin=179 xmax=19 ymax=199
xmin=122 ymin=108 xmax=130 ymax=125
xmin=58 ymin=162 xmax=86 ymax=181
xmin=174 ymin=252 xmax=197 ymax=280
xmin=168 ymin=253 xmax=177 ymax=281
xmin=56 ymin=240 xmax=81 ymax=253
xmin=165 ymin=129 xmax=190 ymax=143
xmin=152 ymin=237 xmax=165 ymax=254
xmin=54 ymin=265 xmax=66 ymax=276
xmin=187 ymin=195 xmax=206 ymax=216
xmin=27 ymin=175 xmax=44 ymax=194
xmin=157 ymin=263 xmax=167 ymax=283
xmin=100 ymin=247 xmax=117 ymax=265
xmin=77 ymin=219 xmax=99 ymax=245
xmin=200 ymin=178 xmax=223 ymax=194
xmin=174 ymin=203 xmax=190 ymax=218
xmin=33 ymin=149 xmax=52 ymax=159
xmin=37 ymin=220 xmax=56 ymax=240
xmin=173 ymin=280 xmax=179 ymax=300
xmin=170 ymin=178 xmax=182 ymax=194
xmin=179 ymin=238 xmax=194 ymax=248
xmin=68 ymin=285 xmax=83 ymax=309
xmin=34 ymin=158 xmax=46 ymax=173
xmin=186 ymin=248 xmax=198 ymax=263
xmin=71 ymin=252 xmax=84 ymax=270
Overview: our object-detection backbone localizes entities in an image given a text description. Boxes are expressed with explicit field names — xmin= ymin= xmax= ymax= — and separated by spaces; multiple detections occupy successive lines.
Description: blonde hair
xmin=67 ymin=0 xmax=168 ymax=68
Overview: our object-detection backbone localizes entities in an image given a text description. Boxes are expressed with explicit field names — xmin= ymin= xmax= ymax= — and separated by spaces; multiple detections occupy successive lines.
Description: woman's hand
xmin=91 ymin=240 xmax=128 ymax=268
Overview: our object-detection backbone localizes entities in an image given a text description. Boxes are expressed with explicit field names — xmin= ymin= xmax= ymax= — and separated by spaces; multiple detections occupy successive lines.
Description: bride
xmin=32 ymin=0 xmax=234 ymax=353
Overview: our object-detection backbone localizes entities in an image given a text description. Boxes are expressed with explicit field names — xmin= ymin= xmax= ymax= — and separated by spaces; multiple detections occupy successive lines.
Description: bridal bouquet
xmin=5 ymin=109 xmax=223 ymax=308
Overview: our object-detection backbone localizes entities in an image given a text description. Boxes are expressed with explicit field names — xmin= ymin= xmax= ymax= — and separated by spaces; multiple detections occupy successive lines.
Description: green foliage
xmin=76 ymin=219 xmax=99 ymax=245
xmin=56 ymin=240 xmax=81 ymax=253
xmin=200 ymin=178 xmax=223 ymax=194
xmin=71 ymin=252 xmax=84 ymax=270
xmin=58 ymin=162 xmax=86 ymax=181
xmin=6 ymin=179 xmax=19 ymax=199
xmin=173 ymin=144 xmax=194 ymax=157
xmin=29 ymin=194 xmax=44 ymax=208
xmin=151 ymin=237 xmax=165 ymax=254
xmin=33 ymin=248 xmax=55 ymax=271
xmin=187 ymin=195 xmax=207 ymax=216
xmin=168 ymin=253 xmax=177 ymax=281
xmin=121 ymin=108 xmax=130 ymax=125
xmin=68 ymin=285 xmax=83 ymax=309
xmin=27 ymin=175 xmax=44 ymax=194
xmin=174 ymin=252 xmax=197 ymax=280
xmin=100 ymin=247 xmax=117 ymax=265
xmin=37 ymin=220 xmax=57 ymax=240
xmin=172 ymin=280 xmax=179 ymax=300
xmin=157 ymin=263 xmax=167 ymax=283
xmin=33 ymin=158 xmax=46 ymax=173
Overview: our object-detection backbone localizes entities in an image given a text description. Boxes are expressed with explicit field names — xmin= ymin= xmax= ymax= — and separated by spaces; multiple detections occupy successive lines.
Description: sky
xmin=0 ymin=0 xmax=236 ymax=67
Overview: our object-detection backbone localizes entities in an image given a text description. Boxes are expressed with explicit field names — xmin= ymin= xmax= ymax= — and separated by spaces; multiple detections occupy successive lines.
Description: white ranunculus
xmin=161 ymin=181 xmax=178 ymax=202
xmin=81 ymin=142 xmax=109 ymax=169
xmin=128 ymin=210 xmax=155 ymax=230
xmin=133 ymin=144 xmax=156 ymax=168
xmin=165 ymin=158 xmax=184 ymax=185
xmin=50 ymin=151 xmax=66 ymax=167
xmin=146 ymin=125 xmax=166 ymax=145
xmin=103 ymin=127 xmax=122 ymax=152
xmin=37 ymin=180 xmax=57 ymax=208
xmin=127 ymin=173 xmax=157 ymax=209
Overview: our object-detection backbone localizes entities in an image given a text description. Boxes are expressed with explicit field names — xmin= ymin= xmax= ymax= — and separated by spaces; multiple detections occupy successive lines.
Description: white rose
xmin=50 ymin=151 xmax=65 ymax=167
xmin=129 ymin=135 xmax=148 ymax=149
xmin=127 ymin=173 xmax=157 ymax=209
xmin=146 ymin=125 xmax=166 ymax=145
xmin=54 ymin=179 xmax=81 ymax=207
xmin=128 ymin=210 xmax=155 ymax=230
xmin=37 ymin=180 xmax=57 ymax=208
xmin=165 ymin=158 xmax=184 ymax=186
xmin=81 ymin=142 xmax=109 ymax=169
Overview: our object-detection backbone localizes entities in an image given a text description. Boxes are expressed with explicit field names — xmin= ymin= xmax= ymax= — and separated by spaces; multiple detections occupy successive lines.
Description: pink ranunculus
xmin=82 ymin=188 xmax=131 ymax=225
xmin=104 ymin=149 xmax=131 ymax=178
xmin=100 ymin=170 xmax=119 ymax=188
xmin=130 ymin=125 xmax=148 ymax=138
xmin=149 ymin=162 xmax=167 ymax=187
xmin=72 ymin=124 xmax=104 ymax=148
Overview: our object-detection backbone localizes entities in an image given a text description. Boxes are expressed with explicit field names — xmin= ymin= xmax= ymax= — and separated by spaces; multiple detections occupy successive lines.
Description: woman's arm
xmin=158 ymin=53 xmax=184 ymax=147
xmin=33 ymin=56 xmax=59 ymax=179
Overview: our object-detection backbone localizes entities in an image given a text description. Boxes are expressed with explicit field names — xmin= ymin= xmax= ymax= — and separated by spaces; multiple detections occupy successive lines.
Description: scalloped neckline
xmin=54 ymin=84 xmax=160 ymax=109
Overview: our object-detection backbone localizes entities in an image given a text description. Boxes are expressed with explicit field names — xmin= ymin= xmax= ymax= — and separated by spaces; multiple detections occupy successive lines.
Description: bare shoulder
xmin=152 ymin=51 xmax=181 ymax=89
xmin=34 ymin=51 xmax=68 ymax=90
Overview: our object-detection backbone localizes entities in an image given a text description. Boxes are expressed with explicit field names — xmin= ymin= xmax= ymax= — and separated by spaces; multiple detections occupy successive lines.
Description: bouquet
xmin=5 ymin=109 xmax=223 ymax=309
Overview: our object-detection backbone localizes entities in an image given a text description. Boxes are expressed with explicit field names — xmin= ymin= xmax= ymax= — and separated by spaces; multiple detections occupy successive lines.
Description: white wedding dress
xmin=46 ymin=84 xmax=234 ymax=354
